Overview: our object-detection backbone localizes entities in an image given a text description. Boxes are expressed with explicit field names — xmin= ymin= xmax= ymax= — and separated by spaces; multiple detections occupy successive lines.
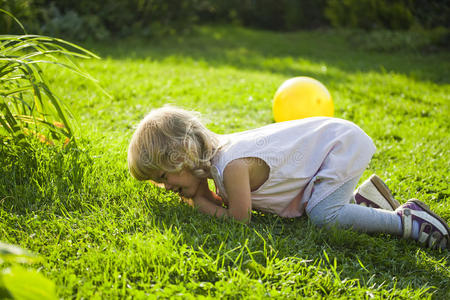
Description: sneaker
xmin=352 ymin=174 xmax=400 ymax=211
xmin=396 ymin=199 xmax=449 ymax=250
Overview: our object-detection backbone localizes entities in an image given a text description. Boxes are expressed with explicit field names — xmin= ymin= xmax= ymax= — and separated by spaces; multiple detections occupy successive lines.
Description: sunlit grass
xmin=1 ymin=26 xmax=449 ymax=298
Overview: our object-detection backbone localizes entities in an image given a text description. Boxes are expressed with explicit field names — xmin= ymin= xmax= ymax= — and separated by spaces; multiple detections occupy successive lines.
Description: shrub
xmin=345 ymin=29 xmax=431 ymax=52
xmin=36 ymin=0 xmax=198 ymax=39
xmin=284 ymin=0 xmax=328 ymax=30
xmin=38 ymin=3 xmax=109 ymax=41
xmin=1 ymin=0 xmax=448 ymax=39
xmin=195 ymin=0 xmax=329 ymax=30
xmin=411 ymin=0 xmax=450 ymax=29
xmin=325 ymin=0 xmax=415 ymax=30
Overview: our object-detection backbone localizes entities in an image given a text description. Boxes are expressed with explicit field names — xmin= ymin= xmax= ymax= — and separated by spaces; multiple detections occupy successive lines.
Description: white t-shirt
xmin=210 ymin=117 xmax=376 ymax=217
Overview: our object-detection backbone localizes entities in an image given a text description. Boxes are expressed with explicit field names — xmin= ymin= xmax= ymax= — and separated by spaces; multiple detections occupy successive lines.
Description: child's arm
xmin=193 ymin=195 xmax=228 ymax=218
xmin=193 ymin=161 xmax=252 ymax=223
xmin=192 ymin=180 xmax=229 ymax=219
xmin=221 ymin=159 xmax=253 ymax=222
xmin=204 ymin=185 xmax=226 ymax=207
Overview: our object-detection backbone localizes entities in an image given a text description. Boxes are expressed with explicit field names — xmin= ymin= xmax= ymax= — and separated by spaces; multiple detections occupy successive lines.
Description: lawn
xmin=1 ymin=26 xmax=449 ymax=298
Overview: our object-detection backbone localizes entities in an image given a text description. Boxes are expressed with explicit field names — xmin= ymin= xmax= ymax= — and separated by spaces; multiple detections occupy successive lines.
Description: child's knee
xmin=307 ymin=207 xmax=335 ymax=227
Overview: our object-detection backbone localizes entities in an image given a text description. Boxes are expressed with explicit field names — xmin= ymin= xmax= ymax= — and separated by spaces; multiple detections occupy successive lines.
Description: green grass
xmin=1 ymin=25 xmax=449 ymax=298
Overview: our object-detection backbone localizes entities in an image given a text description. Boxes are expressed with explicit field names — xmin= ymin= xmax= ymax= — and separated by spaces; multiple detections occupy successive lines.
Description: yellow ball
xmin=273 ymin=77 xmax=334 ymax=122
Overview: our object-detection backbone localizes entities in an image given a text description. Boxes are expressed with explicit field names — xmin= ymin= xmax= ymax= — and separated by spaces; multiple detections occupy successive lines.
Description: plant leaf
xmin=2 ymin=266 xmax=58 ymax=300
xmin=0 ymin=9 xmax=27 ymax=34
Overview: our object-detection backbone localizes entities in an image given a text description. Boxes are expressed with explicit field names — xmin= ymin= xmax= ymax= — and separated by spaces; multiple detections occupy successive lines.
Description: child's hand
xmin=189 ymin=177 xmax=250 ymax=223
xmin=216 ymin=195 xmax=229 ymax=208
xmin=180 ymin=196 xmax=194 ymax=207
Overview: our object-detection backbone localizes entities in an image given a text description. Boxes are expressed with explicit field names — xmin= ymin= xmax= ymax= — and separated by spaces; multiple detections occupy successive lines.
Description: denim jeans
xmin=307 ymin=177 xmax=402 ymax=235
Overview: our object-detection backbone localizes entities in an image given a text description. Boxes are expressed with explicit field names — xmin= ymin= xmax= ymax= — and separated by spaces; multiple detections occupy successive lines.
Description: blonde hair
xmin=128 ymin=106 xmax=220 ymax=181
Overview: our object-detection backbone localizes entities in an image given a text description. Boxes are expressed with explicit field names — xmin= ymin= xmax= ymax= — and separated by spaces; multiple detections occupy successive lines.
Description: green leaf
xmin=0 ymin=242 xmax=40 ymax=265
xmin=0 ymin=9 xmax=27 ymax=34
xmin=2 ymin=266 xmax=57 ymax=300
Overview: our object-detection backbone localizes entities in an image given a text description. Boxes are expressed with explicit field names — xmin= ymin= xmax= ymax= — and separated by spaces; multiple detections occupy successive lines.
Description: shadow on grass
xmin=143 ymin=186 xmax=449 ymax=298
xmin=0 ymin=140 xmax=93 ymax=214
xmin=88 ymin=26 xmax=449 ymax=85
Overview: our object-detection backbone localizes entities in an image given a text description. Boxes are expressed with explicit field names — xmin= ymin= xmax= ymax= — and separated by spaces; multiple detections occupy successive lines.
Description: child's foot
xmin=396 ymin=199 xmax=449 ymax=250
xmin=352 ymin=174 xmax=400 ymax=211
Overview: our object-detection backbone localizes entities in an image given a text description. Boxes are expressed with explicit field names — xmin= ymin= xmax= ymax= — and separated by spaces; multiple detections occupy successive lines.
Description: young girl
xmin=128 ymin=106 xmax=449 ymax=250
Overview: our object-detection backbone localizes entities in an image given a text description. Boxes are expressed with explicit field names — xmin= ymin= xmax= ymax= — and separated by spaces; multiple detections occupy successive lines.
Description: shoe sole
xmin=409 ymin=199 xmax=450 ymax=248
xmin=370 ymin=175 xmax=400 ymax=210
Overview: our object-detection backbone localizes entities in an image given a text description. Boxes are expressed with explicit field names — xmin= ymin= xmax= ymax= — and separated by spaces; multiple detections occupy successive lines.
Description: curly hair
xmin=128 ymin=106 xmax=220 ymax=181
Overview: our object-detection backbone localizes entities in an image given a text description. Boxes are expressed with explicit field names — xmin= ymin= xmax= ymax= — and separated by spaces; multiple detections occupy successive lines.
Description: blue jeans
xmin=307 ymin=177 xmax=402 ymax=235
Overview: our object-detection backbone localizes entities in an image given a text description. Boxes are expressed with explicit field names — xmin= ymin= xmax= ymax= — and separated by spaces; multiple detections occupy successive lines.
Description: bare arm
xmin=192 ymin=180 xmax=228 ymax=218
xmin=196 ymin=179 xmax=225 ymax=206
xmin=192 ymin=160 xmax=252 ymax=223
xmin=193 ymin=195 xmax=228 ymax=218
xmin=221 ymin=159 xmax=253 ymax=223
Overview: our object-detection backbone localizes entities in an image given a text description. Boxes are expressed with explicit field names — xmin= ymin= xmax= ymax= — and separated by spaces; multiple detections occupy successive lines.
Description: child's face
xmin=152 ymin=168 xmax=201 ymax=198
